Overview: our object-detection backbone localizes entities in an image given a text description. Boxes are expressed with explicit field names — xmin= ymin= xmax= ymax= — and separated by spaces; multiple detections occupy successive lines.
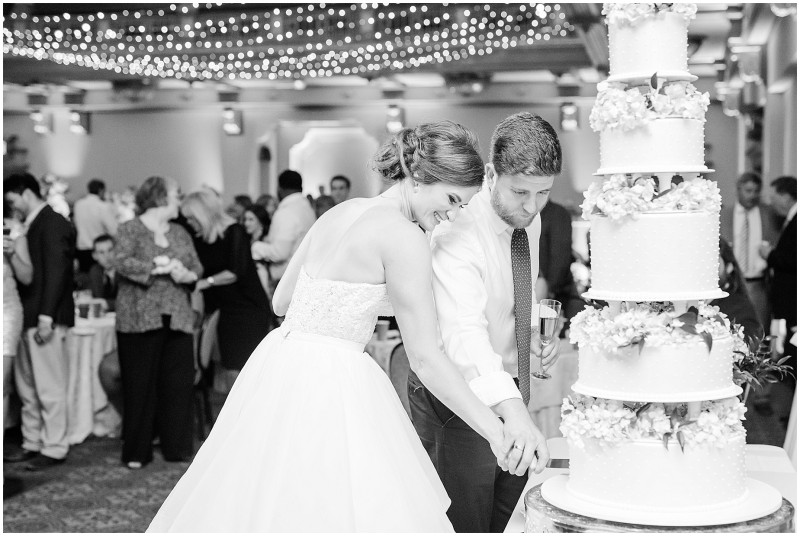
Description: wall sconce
xmin=222 ymin=108 xmax=243 ymax=136
xmin=30 ymin=110 xmax=53 ymax=135
xmin=69 ymin=111 xmax=91 ymax=135
xmin=718 ymin=86 xmax=741 ymax=117
xmin=386 ymin=105 xmax=405 ymax=134
xmin=731 ymin=45 xmax=763 ymax=83
xmin=560 ymin=102 xmax=580 ymax=131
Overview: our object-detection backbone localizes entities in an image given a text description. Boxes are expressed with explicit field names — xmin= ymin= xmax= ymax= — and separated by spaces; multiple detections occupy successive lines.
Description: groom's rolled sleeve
xmin=431 ymin=230 xmax=522 ymax=408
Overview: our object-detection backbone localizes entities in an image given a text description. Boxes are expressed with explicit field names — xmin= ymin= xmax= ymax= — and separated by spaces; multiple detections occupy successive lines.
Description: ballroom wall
xmin=4 ymin=98 xmax=739 ymax=211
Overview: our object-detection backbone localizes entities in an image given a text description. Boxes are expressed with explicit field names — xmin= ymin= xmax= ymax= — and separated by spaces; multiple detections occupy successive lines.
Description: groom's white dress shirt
xmin=430 ymin=186 xmax=540 ymax=407
xmin=252 ymin=192 xmax=316 ymax=284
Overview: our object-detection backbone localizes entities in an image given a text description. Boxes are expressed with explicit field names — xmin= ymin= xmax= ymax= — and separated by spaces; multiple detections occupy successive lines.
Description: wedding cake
xmin=535 ymin=3 xmax=784 ymax=527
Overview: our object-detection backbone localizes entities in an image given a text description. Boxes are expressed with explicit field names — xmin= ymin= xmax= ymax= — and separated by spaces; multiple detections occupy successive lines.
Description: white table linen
xmin=66 ymin=314 xmax=121 ymax=444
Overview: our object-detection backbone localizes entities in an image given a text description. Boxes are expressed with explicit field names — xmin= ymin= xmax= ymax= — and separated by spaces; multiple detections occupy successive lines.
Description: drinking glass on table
xmin=531 ymin=299 xmax=562 ymax=380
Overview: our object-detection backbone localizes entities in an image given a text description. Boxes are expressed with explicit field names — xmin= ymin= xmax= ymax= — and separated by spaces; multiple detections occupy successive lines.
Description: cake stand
xmin=525 ymin=484 xmax=795 ymax=533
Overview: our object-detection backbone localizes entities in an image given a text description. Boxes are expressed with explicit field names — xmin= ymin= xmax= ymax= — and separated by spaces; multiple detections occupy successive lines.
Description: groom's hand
xmin=532 ymin=332 xmax=561 ymax=371
xmin=493 ymin=399 xmax=549 ymax=476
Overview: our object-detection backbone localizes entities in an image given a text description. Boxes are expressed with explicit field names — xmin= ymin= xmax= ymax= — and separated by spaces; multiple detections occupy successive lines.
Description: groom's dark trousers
xmin=408 ymin=370 xmax=527 ymax=533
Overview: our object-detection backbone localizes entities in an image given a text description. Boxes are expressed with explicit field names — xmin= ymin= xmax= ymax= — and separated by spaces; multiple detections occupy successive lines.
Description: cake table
xmin=524 ymin=486 xmax=794 ymax=533
xmin=503 ymin=439 xmax=797 ymax=533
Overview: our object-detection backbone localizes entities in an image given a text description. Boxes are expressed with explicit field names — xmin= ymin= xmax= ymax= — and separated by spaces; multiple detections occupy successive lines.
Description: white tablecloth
xmin=66 ymin=315 xmax=121 ymax=444
xmin=504 ymin=438 xmax=798 ymax=532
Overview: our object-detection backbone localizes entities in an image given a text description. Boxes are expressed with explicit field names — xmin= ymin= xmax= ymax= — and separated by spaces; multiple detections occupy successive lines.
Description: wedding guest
xmin=3 ymin=200 xmax=32 ymax=431
xmin=73 ymin=179 xmax=118 ymax=274
xmin=761 ymin=176 xmax=797 ymax=372
xmin=242 ymin=204 xmax=270 ymax=244
xmin=410 ymin=112 xmax=561 ymax=532
xmin=112 ymin=176 xmax=203 ymax=469
xmin=713 ymin=238 xmax=761 ymax=342
xmin=721 ymin=172 xmax=778 ymax=333
xmin=3 ymin=172 xmax=76 ymax=471
xmin=330 ymin=175 xmax=351 ymax=205
xmin=88 ymin=234 xmax=118 ymax=310
xmin=181 ymin=190 xmax=274 ymax=390
xmin=255 ymin=193 xmax=278 ymax=219
xmin=251 ymin=170 xmax=316 ymax=299
xmin=314 ymin=195 xmax=336 ymax=219
xmin=242 ymin=204 xmax=272 ymax=296
xmin=539 ymin=200 xmax=585 ymax=329
xmin=225 ymin=194 xmax=252 ymax=224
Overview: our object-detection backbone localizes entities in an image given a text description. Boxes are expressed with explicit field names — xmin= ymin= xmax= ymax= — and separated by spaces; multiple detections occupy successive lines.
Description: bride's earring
xmin=413 ymin=181 xmax=420 ymax=194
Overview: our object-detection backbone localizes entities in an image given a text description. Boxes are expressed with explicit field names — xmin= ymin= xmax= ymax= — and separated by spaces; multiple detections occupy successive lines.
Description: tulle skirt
xmin=147 ymin=328 xmax=453 ymax=532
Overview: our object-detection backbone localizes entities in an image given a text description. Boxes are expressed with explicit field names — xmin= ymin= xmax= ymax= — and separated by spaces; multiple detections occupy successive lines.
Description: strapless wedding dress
xmin=148 ymin=268 xmax=453 ymax=532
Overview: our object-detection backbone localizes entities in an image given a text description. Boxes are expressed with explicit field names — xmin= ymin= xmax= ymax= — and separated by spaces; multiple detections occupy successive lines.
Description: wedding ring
xmin=513 ymin=444 xmax=524 ymax=450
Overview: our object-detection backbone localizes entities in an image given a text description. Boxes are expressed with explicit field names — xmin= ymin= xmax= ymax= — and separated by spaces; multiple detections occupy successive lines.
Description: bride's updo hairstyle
xmin=373 ymin=121 xmax=484 ymax=189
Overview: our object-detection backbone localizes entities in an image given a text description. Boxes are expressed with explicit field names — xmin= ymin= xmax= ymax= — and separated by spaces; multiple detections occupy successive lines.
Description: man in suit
xmin=251 ymin=170 xmax=316 ymax=298
xmin=3 ymin=173 xmax=75 ymax=470
xmin=539 ymin=200 xmax=585 ymax=330
xmin=409 ymin=113 xmax=561 ymax=532
xmin=87 ymin=234 xmax=118 ymax=310
xmin=720 ymin=172 xmax=778 ymax=334
xmin=761 ymin=177 xmax=797 ymax=364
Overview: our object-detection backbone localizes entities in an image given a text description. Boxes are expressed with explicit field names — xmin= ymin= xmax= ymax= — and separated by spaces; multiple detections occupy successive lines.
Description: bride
xmin=148 ymin=121 xmax=542 ymax=532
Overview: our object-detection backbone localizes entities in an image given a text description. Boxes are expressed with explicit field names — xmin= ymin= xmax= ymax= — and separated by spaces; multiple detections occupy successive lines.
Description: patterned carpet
xmin=3 ymin=435 xmax=191 ymax=532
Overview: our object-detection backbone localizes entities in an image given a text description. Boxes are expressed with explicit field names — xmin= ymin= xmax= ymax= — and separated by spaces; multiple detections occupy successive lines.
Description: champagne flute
xmin=531 ymin=299 xmax=562 ymax=380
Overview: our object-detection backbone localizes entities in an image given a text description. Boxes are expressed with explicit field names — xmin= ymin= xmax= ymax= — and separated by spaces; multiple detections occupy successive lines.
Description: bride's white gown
xmin=148 ymin=267 xmax=453 ymax=532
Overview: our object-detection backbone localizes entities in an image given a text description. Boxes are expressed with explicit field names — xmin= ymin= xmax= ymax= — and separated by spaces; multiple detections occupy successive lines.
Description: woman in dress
xmin=3 ymin=201 xmax=32 ymax=429
xmin=112 ymin=176 xmax=203 ymax=469
xmin=180 ymin=190 xmax=274 ymax=389
xmin=148 ymin=121 xmax=527 ymax=532
xmin=242 ymin=204 xmax=272 ymax=296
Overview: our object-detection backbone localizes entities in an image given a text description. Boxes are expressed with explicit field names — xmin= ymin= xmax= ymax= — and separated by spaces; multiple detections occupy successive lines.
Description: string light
xmin=3 ymin=3 xmax=575 ymax=80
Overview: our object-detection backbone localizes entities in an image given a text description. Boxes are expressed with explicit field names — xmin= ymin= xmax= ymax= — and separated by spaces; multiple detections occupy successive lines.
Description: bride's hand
xmin=488 ymin=422 xmax=513 ymax=472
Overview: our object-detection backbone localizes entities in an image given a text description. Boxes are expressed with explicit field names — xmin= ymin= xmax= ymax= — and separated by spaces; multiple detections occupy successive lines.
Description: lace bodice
xmin=282 ymin=268 xmax=394 ymax=346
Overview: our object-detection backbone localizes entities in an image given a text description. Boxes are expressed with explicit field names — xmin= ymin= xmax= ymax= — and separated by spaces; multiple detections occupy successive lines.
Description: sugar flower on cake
xmin=602 ymin=3 xmax=698 ymax=26
xmin=582 ymin=175 xmax=721 ymax=220
xmin=570 ymin=303 xmax=731 ymax=353
xmin=581 ymin=174 xmax=655 ymax=220
xmin=591 ymin=81 xmax=710 ymax=132
xmin=650 ymin=178 xmax=722 ymax=213
xmin=561 ymin=395 xmax=746 ymax=450
xmin=560 ymin=395 xmax=635 ymax=448
xmin=589 ymin=82 xmax=652 ymax=131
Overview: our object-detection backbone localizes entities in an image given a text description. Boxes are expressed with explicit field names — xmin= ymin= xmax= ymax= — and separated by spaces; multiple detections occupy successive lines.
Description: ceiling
xmin=3 ymin=3 xmax=740 ymax=97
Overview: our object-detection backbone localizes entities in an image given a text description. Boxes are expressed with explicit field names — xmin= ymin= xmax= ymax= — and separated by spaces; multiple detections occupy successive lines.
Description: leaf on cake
xmin=676 ymin=430 xmax=686 ymax=453
xmin=650 ymin=72 xmax=659 ymax=90
xmin=635 ymin=402 xmax=652 ymax=418
xmin=662 ymin=432 xmax=672 ymax=450
xmin=700 ymin=331 xmax=713 ymax=352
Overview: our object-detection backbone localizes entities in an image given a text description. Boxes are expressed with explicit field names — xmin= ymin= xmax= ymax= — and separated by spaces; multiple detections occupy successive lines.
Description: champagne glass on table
xmin=531 ymin=299 xmax=562 ymax=380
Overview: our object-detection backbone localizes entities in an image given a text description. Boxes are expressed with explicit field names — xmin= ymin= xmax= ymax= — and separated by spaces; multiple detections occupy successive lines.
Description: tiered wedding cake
xmin=537 ymin=3 xmax=783 ymax=527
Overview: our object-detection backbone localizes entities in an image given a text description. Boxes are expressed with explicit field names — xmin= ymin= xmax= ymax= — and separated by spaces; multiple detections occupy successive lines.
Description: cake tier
xmin=608 ymin=11 xmax=690 ymax=82
xmin=598 ymin=118 xmax=710 ymax=175
xmin=573 ymin=335 xmax=741 ymax=402
xmin=541 ymin=437 xmax=783 ymax=526
xmin=584 ymin=211 xmax=725 ymax=301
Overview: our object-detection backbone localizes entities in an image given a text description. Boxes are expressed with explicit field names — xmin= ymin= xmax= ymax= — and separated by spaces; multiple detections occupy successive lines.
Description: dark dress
xmin=194 ymin=223 xmax=274 ymax=370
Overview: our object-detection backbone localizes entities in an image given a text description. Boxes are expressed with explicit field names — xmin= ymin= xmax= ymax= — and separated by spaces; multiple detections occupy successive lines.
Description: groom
xmin=408 ymin=112 xmax=562 ymax=532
